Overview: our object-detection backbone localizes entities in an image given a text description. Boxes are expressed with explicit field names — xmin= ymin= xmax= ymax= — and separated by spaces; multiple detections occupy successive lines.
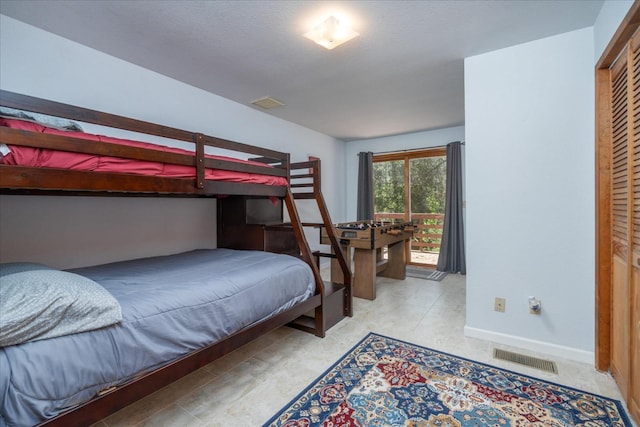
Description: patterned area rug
xmin=263 ymin=333 xmax=632 ymax=427
xmin=405 ymin=267 xmax=447 ymax=282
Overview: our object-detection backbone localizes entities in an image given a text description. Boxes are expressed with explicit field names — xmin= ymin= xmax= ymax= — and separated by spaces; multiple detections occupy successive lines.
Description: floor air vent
xmin=493 ymin=349 xmax=558 ymax=374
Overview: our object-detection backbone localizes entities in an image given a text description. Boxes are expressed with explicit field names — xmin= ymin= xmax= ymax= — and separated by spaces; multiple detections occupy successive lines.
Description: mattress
xmin=0 ymin=117 xmax=288 ymax=187
xmin=0 ymin=249 xmax=314 ymax=427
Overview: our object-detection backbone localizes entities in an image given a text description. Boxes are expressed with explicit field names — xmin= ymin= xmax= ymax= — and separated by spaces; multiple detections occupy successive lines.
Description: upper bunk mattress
xmin=0 ymin=117 xmax=288 ymax=186
xmin=0 ymin=249 xmax=314 ymax=427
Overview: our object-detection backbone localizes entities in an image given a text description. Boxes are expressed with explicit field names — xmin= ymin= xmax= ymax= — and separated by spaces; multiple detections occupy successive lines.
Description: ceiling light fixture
xmin=303 ymin=16 xmax=359 ymax=50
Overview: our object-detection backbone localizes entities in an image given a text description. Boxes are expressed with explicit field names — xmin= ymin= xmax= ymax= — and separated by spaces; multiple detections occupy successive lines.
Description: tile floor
xmin=93 ymin=273 xmax=633 ymax=426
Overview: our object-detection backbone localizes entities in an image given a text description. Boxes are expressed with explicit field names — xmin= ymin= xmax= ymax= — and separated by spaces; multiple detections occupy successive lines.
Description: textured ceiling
xmin=0 ymin=1 xmax=604 ymax=141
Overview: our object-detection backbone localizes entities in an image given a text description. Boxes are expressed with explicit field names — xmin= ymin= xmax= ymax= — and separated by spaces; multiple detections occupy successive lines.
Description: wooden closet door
xmin=597 ymin=5 xmax=640 ymax=424
xmin=611 ymin=43 xmax=630 ymax=403
xmin=629 ymin=29 xmax=640 ymax=421
xmin=610 ymin=29 xmax=640 ymax=421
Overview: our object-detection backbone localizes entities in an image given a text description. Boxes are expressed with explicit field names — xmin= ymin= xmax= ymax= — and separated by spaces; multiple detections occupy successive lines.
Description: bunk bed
xmin=0 ymin=90 xmax=351 ymax=427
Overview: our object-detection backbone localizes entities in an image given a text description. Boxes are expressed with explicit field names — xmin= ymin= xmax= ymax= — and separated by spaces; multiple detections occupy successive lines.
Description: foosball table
xmin=320 ymin=221 xmax=414 ymax=300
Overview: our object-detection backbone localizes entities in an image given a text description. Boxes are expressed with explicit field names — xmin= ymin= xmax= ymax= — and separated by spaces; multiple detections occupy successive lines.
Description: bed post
xmin=194 ymin=133 xmax=205 ymax=188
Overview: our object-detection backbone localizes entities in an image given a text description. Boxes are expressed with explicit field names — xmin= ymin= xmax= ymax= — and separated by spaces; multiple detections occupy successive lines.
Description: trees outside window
xmin=373 ymin=148 xmax=446 ymax=266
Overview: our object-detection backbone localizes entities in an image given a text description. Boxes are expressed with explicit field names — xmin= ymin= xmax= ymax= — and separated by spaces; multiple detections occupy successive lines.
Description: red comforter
xmin=0 ymin=118 xmax=288 ymax=186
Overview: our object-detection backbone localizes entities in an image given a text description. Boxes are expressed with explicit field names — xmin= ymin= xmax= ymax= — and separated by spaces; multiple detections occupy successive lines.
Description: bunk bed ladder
xmin=285 ymin=159 xmax=353 ymax=336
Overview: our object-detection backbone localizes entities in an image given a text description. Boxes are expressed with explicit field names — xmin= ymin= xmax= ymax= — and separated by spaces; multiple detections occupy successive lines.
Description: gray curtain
xmin=357 ymin=151 xmax=374 ymax=221
xmin=437 ymin=142 xmax=466 ymax=274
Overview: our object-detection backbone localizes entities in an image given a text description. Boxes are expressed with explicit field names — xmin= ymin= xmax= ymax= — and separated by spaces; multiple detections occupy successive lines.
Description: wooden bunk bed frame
xmin=0 ymin=90 xmax=351 ymax=426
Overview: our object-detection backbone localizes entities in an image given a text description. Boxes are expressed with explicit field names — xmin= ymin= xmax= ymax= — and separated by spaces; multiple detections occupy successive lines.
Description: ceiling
xmin=0 ymin=1 xmax=604 ymax=141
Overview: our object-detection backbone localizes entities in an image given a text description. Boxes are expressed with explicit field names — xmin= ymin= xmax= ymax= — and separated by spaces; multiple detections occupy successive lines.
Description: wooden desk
xmin=321 ymin=222 xmax=413 ymax=300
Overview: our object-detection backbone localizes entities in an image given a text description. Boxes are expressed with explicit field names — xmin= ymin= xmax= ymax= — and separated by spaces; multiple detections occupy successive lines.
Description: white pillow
xmin=0 ymin=269 xmax=122 ymax=347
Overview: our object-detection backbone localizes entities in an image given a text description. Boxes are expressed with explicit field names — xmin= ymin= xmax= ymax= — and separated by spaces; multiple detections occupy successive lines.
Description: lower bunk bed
xmin=0 ymin=249 xmax=319 ymax=427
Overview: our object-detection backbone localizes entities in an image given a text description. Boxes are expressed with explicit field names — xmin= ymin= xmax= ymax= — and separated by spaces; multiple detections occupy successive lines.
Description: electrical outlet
xmin=494 ymin=297 xmax=506 ymax=312
xmin=529 ymin=297 xmax=541 ymax=314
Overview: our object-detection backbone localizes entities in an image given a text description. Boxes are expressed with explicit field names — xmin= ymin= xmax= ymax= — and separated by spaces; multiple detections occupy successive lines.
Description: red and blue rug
xmin=264 ymin=333 xmax=632 ymax=426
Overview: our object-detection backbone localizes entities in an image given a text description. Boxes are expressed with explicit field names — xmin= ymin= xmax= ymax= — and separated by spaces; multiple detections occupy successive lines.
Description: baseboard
xmin=464 ymin=326 xmax=595 ymax=365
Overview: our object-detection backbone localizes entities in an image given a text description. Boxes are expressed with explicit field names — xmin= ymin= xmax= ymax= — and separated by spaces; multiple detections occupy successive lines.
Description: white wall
xmin=0 ymin=15 xmax=346 ymax=269
xmin=344 ymin=126 xmax=465 ymax=221
xmin=464 ymin=28 xmax=595 ymax=363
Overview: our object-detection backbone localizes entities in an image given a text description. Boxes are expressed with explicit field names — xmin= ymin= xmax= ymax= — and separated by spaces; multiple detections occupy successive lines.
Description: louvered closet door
xmin=629 ymin=29 xmax=640 ymax=421
xmin=611 ymin=41 xmax=631 ymax=403
xmin=610 ymin=28 xmax=640 ymax=421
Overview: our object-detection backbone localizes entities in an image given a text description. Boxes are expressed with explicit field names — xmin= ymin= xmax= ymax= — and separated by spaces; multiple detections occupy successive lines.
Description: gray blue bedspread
xmin=0 ymin=249 xmax=315 ymax=427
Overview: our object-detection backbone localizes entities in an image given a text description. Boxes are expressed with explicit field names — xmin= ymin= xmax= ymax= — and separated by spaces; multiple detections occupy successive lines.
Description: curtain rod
xmin=368 ymin=141 xmax=465 ymax=156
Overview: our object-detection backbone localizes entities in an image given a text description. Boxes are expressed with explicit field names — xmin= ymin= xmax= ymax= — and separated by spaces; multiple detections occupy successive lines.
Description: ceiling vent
xmin=250 ymin=96 xmax=285 ymax=110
